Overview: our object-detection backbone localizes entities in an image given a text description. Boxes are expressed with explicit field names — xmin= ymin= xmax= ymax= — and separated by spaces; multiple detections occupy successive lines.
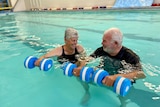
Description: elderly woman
xmin=34 ymin=27 xmax=85 ymax=66
xmin=34 ymin=27 xmax=89 ymax=105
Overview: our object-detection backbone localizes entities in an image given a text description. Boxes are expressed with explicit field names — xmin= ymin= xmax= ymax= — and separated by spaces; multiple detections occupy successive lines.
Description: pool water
xmin=0 ymin=9 xmax=160 ymax=107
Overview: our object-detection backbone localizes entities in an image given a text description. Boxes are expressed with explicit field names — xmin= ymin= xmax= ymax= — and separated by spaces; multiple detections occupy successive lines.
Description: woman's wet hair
xmin=64 ymin=28 xmax=78 ymax=39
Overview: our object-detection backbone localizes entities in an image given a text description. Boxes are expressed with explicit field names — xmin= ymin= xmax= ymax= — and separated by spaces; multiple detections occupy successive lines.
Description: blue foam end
xmin=93 ymin=69 xmax=109 ymax=86
xmin=113 ymin=76 xmax=131 ymax=96
xmin=40 ymin=59 xmax=53 ymax=71
xmin=120 ymin=78 xmax=131 ymax=96
xmin=62 ymin=62 xmax=77 ymax=76
xmin=80 ymin=67 xmax=94 ymax=82
xmin=24 ymin=56 xmax=37 ymax=69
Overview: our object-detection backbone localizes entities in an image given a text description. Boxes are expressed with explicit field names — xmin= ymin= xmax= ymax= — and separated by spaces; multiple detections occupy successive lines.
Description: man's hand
xmin=73 ymin=67 xmax=82 ymax=77
xmin=102 ymin=75 xmax=117 ymax=87
xmin=135 ymin=71 xmax=146 ymax=79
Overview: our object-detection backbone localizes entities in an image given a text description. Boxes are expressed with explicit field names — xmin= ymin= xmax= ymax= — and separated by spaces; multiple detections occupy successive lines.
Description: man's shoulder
xmin=122 ymin=46 xmax=138 ymax=56
xmin=95 ymin=46 xmax=103 ymax=51
xmin=121 ymin=46 xmax=140 ymax=62
xmin=90 ymin=46 xmax=106 ymax=57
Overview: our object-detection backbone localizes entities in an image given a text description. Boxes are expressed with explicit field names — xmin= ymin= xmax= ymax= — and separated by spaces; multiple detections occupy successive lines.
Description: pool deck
xmin=30 ymin=6 xmax=160 ymax=12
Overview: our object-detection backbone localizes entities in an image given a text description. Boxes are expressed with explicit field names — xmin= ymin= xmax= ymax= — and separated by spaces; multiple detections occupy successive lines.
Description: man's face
xmin=102 ymin=34 xmax=114 ymax=53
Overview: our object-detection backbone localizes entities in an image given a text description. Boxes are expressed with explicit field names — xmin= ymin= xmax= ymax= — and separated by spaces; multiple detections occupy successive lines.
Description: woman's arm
xmin=34 ymin=46 xmax=62 ymax=66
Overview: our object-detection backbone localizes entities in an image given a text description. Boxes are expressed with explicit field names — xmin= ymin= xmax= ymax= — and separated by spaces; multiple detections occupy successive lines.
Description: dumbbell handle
xmin=34 ymin=57 xmax=43 ymax=66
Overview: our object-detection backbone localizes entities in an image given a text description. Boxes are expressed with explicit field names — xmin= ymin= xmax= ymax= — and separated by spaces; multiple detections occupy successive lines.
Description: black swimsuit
xmin=57 ymin=46 xmax=79 ymax=64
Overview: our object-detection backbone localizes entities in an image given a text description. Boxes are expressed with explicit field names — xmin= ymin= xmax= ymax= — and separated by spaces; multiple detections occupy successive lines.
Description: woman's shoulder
xmin=76 ymin=44 xmax=84 ymax=53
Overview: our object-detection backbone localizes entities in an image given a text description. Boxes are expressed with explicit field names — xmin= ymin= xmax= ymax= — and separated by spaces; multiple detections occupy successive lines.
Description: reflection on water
xmin=118 ymin=86 xmax=160 ymax=107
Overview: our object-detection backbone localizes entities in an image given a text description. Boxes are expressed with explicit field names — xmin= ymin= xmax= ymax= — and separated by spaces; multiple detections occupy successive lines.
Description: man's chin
xmin=103 ymin=48 xmax=107 ymax=52
xmin=103 ymin=48 xmax=111 ymax=53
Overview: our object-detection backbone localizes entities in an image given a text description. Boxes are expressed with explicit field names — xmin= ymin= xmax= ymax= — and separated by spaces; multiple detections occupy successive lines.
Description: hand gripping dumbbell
xmin=24 ymin=56 xmax=53 ymax=71
xmin=61 ymin=62 xmax=94 ymax=83
xmin=92 ymin=69 xmax=131 ymax=96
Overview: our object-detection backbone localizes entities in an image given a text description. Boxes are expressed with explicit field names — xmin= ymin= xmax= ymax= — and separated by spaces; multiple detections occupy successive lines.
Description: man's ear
xmin=64 ymin=38 xmax=67 ymax=42
xmin=114 ymin=41 xmax=118 ymax=45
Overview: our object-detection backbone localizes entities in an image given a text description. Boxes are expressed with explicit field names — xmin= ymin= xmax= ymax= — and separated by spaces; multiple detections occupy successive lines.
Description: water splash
xmin=142 ymin=63 xmax=160 ymax=76
xmin=25 ymin=35 xmax=41 ymax=41
xmin=144 ymin=82 xmax=160 ymax=93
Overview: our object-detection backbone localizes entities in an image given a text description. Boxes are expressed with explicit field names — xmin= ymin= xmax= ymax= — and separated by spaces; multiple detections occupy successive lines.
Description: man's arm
xmin=102 ymin=70 xmax=146 ymax=87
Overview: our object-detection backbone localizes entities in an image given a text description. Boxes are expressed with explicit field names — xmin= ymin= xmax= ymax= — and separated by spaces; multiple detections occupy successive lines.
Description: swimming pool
xmin=0 ymin=9 xmax=160 ymax=107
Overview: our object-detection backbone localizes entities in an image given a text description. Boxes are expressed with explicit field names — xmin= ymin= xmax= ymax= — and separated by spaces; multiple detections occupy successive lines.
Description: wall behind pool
xmin=10 ymin=0 xmax=160 ymax=12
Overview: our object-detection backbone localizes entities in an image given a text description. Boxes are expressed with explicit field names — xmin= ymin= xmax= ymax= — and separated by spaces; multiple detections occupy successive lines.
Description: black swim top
xmin=57 ymin=46 xmax=79 ymax=64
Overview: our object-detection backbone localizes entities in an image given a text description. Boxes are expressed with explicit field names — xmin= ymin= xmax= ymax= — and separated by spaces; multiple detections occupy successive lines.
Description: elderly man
xmin=74 ymin=27 xmax=146 ymax=86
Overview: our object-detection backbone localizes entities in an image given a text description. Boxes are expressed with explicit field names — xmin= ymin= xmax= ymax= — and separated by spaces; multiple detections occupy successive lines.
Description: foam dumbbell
xmin=92 ymin=69 xmax=131 ymax=96
xmin=79 ymin=67 xmax=94 ymax=83
xmin=61 ymin=62 xmax=77 ymax=76
xmin=24 ymin=56 xmax=53 ymax=71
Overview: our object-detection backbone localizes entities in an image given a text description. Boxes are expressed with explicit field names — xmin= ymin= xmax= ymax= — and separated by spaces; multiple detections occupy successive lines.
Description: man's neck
xmin=109 ymin=46 xmax=122 ymax=56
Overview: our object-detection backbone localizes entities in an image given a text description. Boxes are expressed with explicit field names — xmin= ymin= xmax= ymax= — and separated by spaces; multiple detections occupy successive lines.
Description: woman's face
xmin=65 ymin=37 xmax=78 ymax=50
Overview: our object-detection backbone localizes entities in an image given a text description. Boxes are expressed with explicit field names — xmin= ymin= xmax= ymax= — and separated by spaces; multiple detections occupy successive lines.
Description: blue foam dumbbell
xmin=61 ymin=62 xmax=77 ymax=76
xmin=24 ymin=56 xmax=53 ymax=71
xmin=92 ymin=69 xmax=131 ymax=96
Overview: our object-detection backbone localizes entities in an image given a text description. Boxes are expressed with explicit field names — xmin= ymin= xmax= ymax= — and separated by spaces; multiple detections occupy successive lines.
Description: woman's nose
xmin=74 ymin=40 xmax=77 ymax=44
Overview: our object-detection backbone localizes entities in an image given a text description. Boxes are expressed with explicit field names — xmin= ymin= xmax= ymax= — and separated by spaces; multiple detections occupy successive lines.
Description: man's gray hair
xmin=65 ymin=28 xmax=78 ymax=39
xmin=104 ymin=28 xmax=123 ymax=46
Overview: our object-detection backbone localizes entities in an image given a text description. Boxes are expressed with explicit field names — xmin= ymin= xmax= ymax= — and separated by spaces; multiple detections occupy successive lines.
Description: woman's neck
xmin=64 ymin=45 xmax=75 ymax=54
